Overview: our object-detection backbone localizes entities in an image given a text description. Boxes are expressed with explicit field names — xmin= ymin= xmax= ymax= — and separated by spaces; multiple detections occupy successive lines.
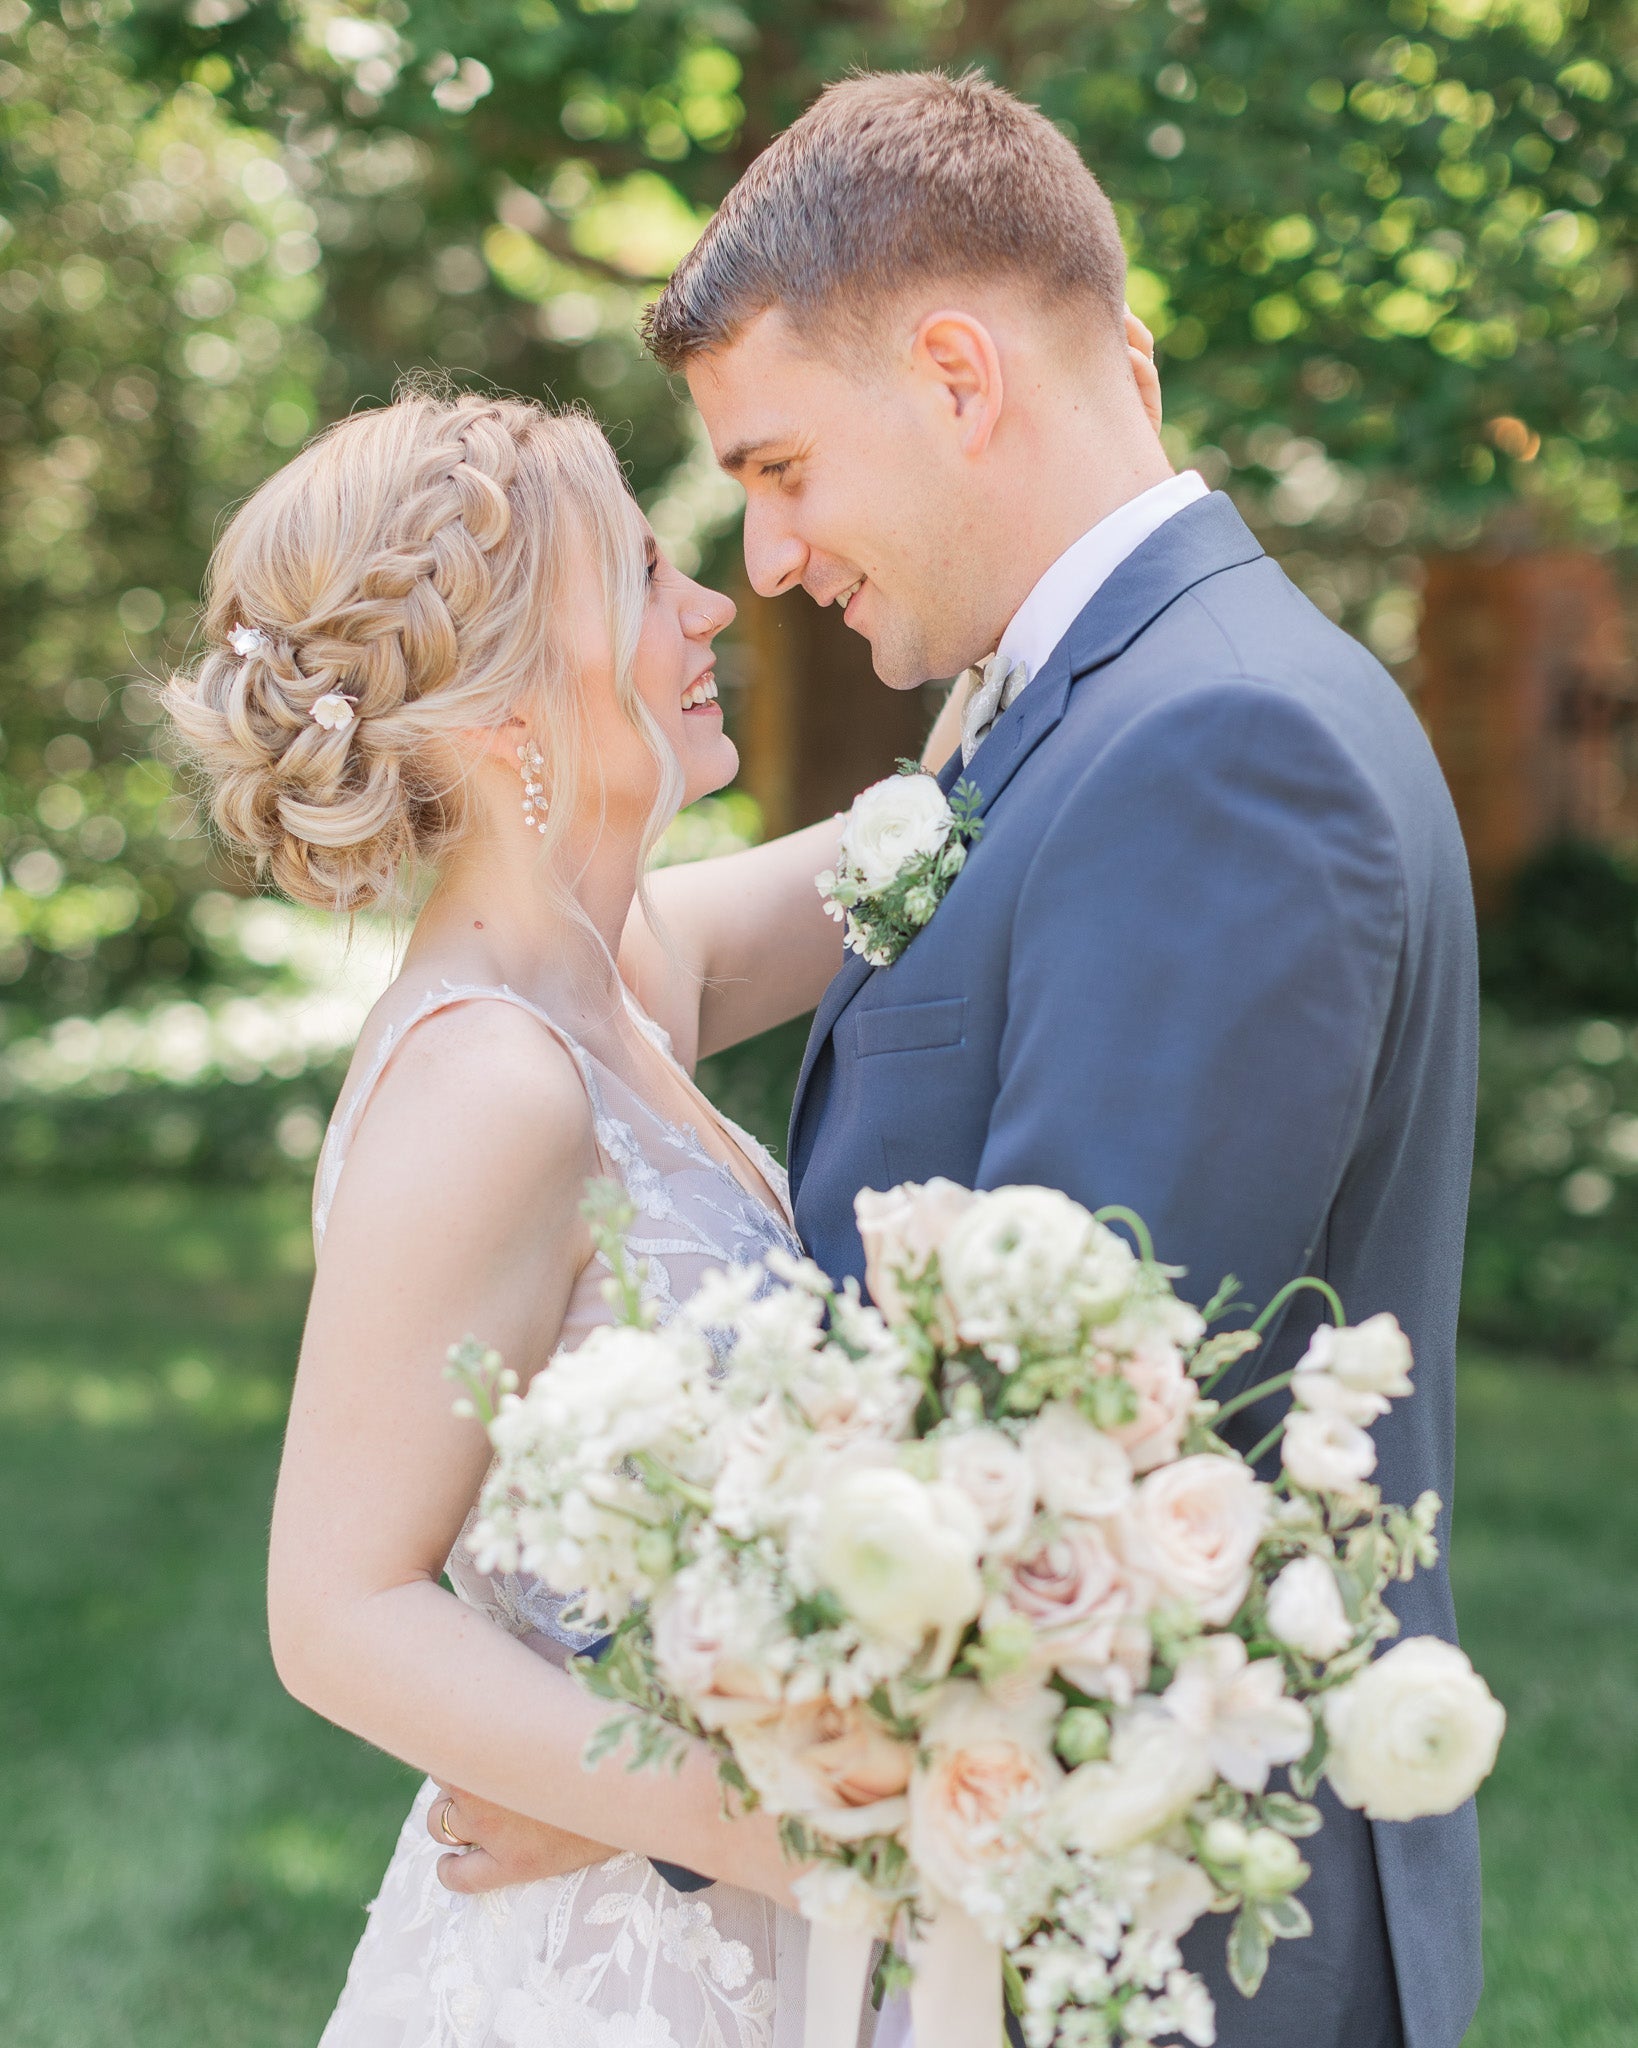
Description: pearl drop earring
xmin=517 ymin=740 xmax=547 ymax=835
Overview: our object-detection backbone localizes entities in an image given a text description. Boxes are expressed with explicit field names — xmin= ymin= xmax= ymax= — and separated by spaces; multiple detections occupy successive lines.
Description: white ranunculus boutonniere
xmin=817 ymin=764 xmax=984 ymax=968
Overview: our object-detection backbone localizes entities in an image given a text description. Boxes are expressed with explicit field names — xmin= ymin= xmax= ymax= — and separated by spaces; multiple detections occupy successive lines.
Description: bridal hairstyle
xmin=642 ymin=69 xmax=1128 ymax=369
xmin=166 ymin=386 xmax=680 ymax=915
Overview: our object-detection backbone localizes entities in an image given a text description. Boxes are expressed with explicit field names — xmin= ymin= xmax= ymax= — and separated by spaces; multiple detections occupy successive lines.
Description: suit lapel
xmin=787 ymin=492 xmax=1265 ymax=1185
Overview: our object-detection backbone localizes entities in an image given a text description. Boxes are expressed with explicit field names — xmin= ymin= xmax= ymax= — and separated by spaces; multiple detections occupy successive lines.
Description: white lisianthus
xmin=856 ymin=1178 xmax=975 ymax=1329
xmin=1024 ymin=1402 xmax=1133 ymax=1519
xmin=1323 ymin=1637 xmax=1506 ymax=1820
xmin=1300 ymin=1314 xmax=1414 ymax=1400
xmin=908 ymin=1682 xmax=1062 ymax=1904
xmin=936 ymin=1424 xmax=1038 ymax=1558
xmin=1054 ymin=1700 xmax=1214 ymax=1855
xmin=806 ymin=1465 xmax=984 ymax=1657
xmin=942 ymin=1188 xmax=1136 ymax=1369
xmin=1282 ymin=1409 xmax=1378 ymax=1495
xmin=1265 ymin=1556 xmax=1354 ymax=1661
xmin=1290 ymin=1369 xmax=1389 ymax=1428
xmin=1119 ymin=1455 xmax=1270 ymax=1626
xmin=792 ymin=1862 xmax=897 ymax=1936
xmin=1162 ymin=1634 xmax=1313 ymax=1794
xmin=838 ymin=773 xmax=954 ymax=893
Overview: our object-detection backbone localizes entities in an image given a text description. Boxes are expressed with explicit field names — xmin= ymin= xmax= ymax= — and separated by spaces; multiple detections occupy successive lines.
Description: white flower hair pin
xmin=227 ymin=623 xmax=268 ymax=657
xmin=311 ymin=692 xmax=356 ymax=732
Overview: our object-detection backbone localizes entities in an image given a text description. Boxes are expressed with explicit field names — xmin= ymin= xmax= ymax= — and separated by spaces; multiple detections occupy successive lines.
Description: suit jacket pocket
xmin=854 ymin=996 xmax=968 ymax=1057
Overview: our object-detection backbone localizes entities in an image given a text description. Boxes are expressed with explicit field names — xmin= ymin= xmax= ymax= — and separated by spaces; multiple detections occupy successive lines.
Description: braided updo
xmin=166 ymin=389 xmax=649 ymax=912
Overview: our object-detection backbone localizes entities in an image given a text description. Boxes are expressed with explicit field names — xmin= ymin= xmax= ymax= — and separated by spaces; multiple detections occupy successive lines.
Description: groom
xmin=452 ymin=69 xmax=1483 ymax=2048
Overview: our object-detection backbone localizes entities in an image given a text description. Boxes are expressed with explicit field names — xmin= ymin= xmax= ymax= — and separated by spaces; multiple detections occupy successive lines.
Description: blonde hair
xmin=166 ymin=387 xmax=680 ymax=914
xmin=644 ymin=70 xmax=1126 ymax=370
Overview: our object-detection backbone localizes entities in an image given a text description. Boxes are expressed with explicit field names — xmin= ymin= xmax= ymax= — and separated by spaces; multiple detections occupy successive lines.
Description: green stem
xmin=1249 ymin=1275 xmax=1346 ymax=1337
xmin=1213 ymin=1366 xmax=1298 ymax=1428
xmin=1244 ymin=1417 xmax=1287 ymax=1469
xmin=1093 ymin=1205 xmax=1156 ymax=1265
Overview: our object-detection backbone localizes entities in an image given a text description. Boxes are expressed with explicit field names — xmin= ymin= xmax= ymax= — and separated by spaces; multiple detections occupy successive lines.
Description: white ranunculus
xmin=1023 ymin=1402 xmax=1133 ymax=1519
xmin=908 ymin=1682 xmax=1062 ymax=1904
xmin=1323 ymin=1637 xmax=1506 ymax=1820
xmin=1119 ymin=1455 xmax=1270 ymax=1626
xmin=1163 ymin=1633 xmax=1312 ymax=1794
xmin=1265 ymin=1555 xmax=1354 ymax=1662
xmin=1282 ymin=1409 xmax=1378 ymax=1495
xmin=807 ymin=1465 xmax=984 ymax=1656
xmin=1054 ymin=1700 xmax=1214 ymax=1855
xmin=1300 ymin=1313 xmax=1414 ymax=1400
xmin=937 ymin=1424 xmax=1038 ymax=1558
xmin=840 ymin=773 xmax=954 ymax=893
xmin=855 ymin=1178 xmax=975 ymax=1328
xmin=941 ymin=1188 xmax=1136 ymax=1368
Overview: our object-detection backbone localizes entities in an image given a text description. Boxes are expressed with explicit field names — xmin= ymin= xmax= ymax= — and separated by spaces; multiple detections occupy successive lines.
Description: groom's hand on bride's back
xmin=429 ymin=1782 xmax=615 ymax=1895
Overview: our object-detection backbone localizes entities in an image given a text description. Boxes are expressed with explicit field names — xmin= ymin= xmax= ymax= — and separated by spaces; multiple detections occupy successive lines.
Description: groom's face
xmin=687 ymin=310 xmax=988 ymax=689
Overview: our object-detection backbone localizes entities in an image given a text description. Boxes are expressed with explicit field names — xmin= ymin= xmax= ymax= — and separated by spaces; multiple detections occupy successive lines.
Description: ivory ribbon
xmin=907 ymin=1893 xmax=1003 ymax=2048
xmin=802 ymin=1919 xmax=875 ymax=2048
xmin=800 ymin=1896 xmax=1002 ymax=2048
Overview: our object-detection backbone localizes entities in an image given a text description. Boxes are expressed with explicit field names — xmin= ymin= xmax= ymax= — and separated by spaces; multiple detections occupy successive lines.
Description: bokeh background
xmin=3 ymin=1 xmax=1636 ymax=2041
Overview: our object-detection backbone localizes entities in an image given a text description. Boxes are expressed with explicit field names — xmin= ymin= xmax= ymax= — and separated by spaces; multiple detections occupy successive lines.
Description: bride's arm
xmin=266 ymin=1002 xmax=795 ymax=1904
xmin=621 ymin=696 xmax=965 ymax=1065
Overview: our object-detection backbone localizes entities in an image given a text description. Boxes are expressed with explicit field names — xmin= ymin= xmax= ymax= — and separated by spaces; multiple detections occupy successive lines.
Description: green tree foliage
xmin=0 ymin=0 xmax=1633 ymax=1033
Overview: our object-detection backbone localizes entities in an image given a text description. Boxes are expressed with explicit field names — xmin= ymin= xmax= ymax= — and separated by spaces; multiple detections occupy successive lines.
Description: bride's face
xmin=568 ymin=518 xmax=739 ymax=825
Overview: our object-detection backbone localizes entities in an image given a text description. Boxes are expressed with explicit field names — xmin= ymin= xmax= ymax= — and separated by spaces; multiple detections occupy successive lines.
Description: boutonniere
xmin=816 ymin=762 xmax=984 ymax=967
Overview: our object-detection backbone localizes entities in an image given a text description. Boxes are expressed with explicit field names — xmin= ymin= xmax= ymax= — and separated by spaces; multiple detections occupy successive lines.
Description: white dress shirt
xmin=996 ymin=468 xmax=1210 ymax=682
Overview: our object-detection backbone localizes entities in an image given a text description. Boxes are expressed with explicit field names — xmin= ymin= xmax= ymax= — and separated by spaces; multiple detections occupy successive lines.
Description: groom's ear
xmin=909 ymin=311 xmax=1004 ymax=459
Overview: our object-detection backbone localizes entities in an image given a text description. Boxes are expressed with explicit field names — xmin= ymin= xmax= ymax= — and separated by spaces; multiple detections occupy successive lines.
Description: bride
xmin=164 ymin=389 xmax=946 ymax=2047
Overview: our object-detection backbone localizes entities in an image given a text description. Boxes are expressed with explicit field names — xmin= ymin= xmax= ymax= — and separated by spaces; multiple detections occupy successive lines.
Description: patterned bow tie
xmin=959 ymin=653 xmax=1030 ymax=767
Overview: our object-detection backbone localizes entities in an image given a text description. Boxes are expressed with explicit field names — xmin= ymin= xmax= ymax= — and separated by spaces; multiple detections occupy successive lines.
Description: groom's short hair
xmin=643 ymin=71 xmax=1127 ymax=369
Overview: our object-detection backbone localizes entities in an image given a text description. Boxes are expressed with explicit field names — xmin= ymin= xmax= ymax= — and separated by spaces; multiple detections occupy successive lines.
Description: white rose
xmin=941 ymin=1188 xmax=1136 ymax=1368
xmin=1323 ymin=1637 xmax=1505 ymax=1821
xmin=908 ymin=1682 xmax=1062 ymax=1903
xmin=1054 ymin=1699 xmax=1214 ymax=1855
xmin=856 ymin=1177 xmax=976 ymax=1327
xmin=1106 ymin=1342 xmax=1199 ymax=1475
xmin=1300 ymin=1314 xmax=1414 ymax=1400
xmin=807 ymin=1466 xmax=984 ymax=1657
xmin=728 ymin=1697 xmax=913 ymax=1838
xmin=840 ymin=773 xmax=953 ymax=893
xmin=1023 ymin=1402 xmax=1133 ymax=1519
xmin=1163 ymin=1633 xmax=1312 ymax=1794
xmin=792 ymin=1862 xmax=896 ymax=1936
xmin=1120 ymin=1455 xmax=1270 ymax=1626
xmin=1265 ymin=1556 xmax=1354 ymax=1662
xmin=937 ymin=1424 xmax=1037 ymax=1558
xmin=1282 ymin=1409 xmax=1378 ymax=1495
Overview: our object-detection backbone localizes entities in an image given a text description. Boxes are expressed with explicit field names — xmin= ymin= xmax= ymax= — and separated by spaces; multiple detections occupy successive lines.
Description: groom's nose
xmin=742 ymin=495 xmax=808 ymax=600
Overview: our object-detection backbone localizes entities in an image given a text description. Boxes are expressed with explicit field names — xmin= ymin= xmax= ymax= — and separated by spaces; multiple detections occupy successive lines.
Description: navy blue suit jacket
xmin=789 ymin=494 xmax=1481 ymax=2048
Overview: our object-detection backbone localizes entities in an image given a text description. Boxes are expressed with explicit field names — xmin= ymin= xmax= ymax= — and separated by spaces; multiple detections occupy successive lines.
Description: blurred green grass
xmin=1 ymin=1185 xmax=1633 ymax=2046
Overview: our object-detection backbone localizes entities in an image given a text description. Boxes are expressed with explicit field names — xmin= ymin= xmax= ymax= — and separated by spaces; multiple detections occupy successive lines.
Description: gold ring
xmin=437 ymin=1797 xmax=470 ymax=1849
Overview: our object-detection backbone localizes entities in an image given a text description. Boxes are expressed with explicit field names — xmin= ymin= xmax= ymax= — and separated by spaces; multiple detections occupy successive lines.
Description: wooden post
xmin=730 ymin=582 xmax=940 ymax=836
xmin=1418 ymin=551 xmax=1636 ymax=914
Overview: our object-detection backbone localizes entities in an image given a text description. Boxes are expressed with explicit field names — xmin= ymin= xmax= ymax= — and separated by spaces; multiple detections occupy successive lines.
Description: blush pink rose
xmin=728 ymin=1698 xmax=913 ymax=1840
xmin=1105 ymin=1343 xmax=1198 ymax=1474
xmin=1004 ymin=1518 xmax=1153 ymax=1703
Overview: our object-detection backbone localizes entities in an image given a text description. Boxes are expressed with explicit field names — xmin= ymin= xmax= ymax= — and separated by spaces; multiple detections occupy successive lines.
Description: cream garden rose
xmin=937 ymin=1424 xmax=1037 ymax=1558
xmin=1323 ymin=1637 xmax=1506 ymax=1821
xmin=728 ymin=1696 xmax=913 ymax=1839
xmin=838 ymin=772 xmax=955 ymax=893
xmin=908 ymin=1682 xmax=1063 ymax=1903
xmin=856 ymin=1177 xmax=975 ymax=1330
xmin=1120 ymin=1454 xmax=1270 ymax=1625
xmin=1023 ymin=1401 xmax=1133 ymax=1520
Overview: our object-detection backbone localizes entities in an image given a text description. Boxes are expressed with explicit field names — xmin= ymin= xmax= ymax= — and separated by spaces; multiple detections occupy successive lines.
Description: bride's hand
xmin=430 ymin=1783 xmax=614 ymax=1895
xmin=1126 ymin=306 xmax=1163 ymax=431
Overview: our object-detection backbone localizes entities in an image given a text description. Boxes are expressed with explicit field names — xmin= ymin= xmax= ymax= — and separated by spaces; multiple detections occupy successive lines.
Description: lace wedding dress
xmin=309 ymin=981 xmax=826 ymax=2048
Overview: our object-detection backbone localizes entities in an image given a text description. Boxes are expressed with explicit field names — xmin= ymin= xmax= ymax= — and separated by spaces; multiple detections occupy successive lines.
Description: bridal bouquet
xmin=452 ymin=1181 xmax=1503 ymax=2048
